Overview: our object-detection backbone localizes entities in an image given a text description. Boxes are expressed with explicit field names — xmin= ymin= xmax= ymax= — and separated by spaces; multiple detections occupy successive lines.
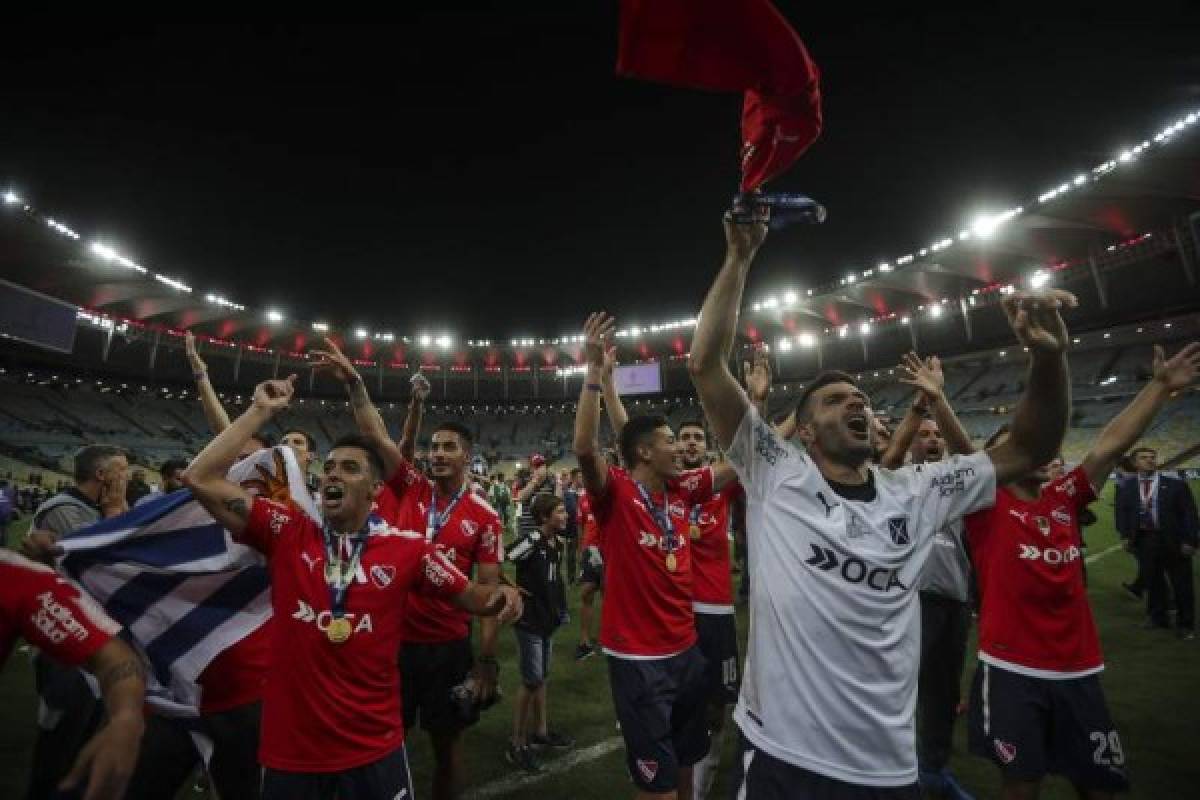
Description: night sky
xmin=2 ymin=9 xmax=1199 ymax=339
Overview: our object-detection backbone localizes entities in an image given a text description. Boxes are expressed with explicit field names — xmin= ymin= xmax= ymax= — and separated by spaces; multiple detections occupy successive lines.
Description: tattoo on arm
xmin=222 ymin=496 xmax=249 ymax=518
xmin=98 ymin=659 xmax=145 ymax=692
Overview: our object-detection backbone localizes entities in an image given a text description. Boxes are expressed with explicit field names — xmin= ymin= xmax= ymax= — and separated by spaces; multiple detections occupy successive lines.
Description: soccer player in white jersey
xmin=688 ymin=213 xmax=1076 ymax=799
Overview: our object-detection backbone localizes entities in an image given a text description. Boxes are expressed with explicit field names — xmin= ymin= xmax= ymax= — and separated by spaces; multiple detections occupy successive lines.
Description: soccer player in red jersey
xmin=963 ymin=343 xmax=1200 ymax=799
xmin=312 ymin=338 xmax=506 ymax=800
xmin=574 ymin=312 xmax=736 ymax=800
xmin=574 ymin=480 xmax=605 ymax=660
xmin=1 ymin=550 xmax=145 ymax=800
xmin=182 ymin=375 xmax=522 ymax=800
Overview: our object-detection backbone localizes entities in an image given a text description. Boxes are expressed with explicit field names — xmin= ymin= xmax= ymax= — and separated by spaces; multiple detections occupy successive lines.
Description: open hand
xmin=1152 ymin=342 xmax=1200 ymax=393
xmin=583 ymin=313 xmax=616 ymax=371
xmin=722 ymin=212 xmax=768 ymax=262
xmin=310 ymin=338 xmax=360 ymax=385
xmin=743 ymin=347 xmax=772 ymax=403
xmin=59 ymin=714 xmax=144 ymax=800
xmin=899 ymin=351 xmax=944 ymax=402
xmin=410 ymin=371 xmax=432 ymax=401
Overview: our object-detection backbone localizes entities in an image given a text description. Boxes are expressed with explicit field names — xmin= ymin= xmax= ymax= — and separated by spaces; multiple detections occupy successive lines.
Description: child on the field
xmin=506 ymin=493 xmax=573 ymax=772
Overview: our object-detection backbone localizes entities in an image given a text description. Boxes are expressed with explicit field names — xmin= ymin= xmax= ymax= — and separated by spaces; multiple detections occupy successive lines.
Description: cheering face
xmin=640 ymin=426 xmax=681 ymax=479
xmin=429 ymin=430 xmax=469 ymax=481
xmin=677 ymin=425 xmax=708 ymax=470
xmin=281 ymin=431 xmax=315 ymax=469
xmin=319 ymin=447 xmax=380 ymax=525
xmin=1044 ymin=457 xmax=1066 ymax=482
xmin=910 ymin=420 xmax=945 ymax=463
xmin=799 ymin=382 xmax=876 ymax=466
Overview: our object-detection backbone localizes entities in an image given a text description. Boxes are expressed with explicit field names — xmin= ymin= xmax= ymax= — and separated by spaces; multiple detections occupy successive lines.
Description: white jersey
xmin=727 ymin=407 xmax=995 ymax=787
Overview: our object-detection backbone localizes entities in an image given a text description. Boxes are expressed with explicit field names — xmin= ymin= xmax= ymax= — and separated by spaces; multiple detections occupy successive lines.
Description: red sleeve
xmin=384 ymin=459 xmax=427 ymax=502
xmin=1 ymin=554 xmax=119 ymax=668
xmin=590 ymin=466 xmax=622 ymax=523
xmin=1049 ymin=466 xmax=1098 ymax=512
xmin=414 ymin=544 xmax=471 ymax=598
xmin=475 ymin=508 xmax=503 ymax=564
xmin=241 ymin=497 xmax=299 ymax=557
xmin=675 ymin=466 xmax=716 ymax=506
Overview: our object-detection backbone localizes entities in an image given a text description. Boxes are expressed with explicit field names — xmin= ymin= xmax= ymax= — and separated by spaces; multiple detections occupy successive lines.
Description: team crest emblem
xmin=636 ymin=759 xmax=659 ymax=783
xmin=370 ymin=564 xmax=396 ymax=589
xmin=1035 ymin=517 xmax=1051 ymax=538
xmin=994 ymin=739 xmax=1017 ymax=765
xmin=1051 ymin=507 xmax=1071 ymax=525
xmin=887 ymin=517 xmax=910 ymax=546
xmin=460 ymin=519 xmax=479 ymax=538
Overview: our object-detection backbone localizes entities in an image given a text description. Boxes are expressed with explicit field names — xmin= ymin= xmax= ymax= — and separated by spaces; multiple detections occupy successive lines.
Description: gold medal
xmin=665 ymin=552 xmax=678 ymax=572
xmin=326 ymin=616 xmax=353 ymax=644
xmin=689 ymin=524 xmax=701 ymax=540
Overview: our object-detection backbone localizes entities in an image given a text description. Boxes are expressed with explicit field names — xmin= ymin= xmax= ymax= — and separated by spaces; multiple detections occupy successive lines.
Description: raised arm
xmin=182 ymin=377 xmax=295 ymax=534
xmin=743 ymin=347 xmax=772 ymax=421
xmin=311 ymin=337 xmax=403 ymax=478
xmin=985 ymin=291 xmax=1076 ymax=485
xmin=688 ymin=215 xmax=768 ymax=450
xmin=60 ymin=638 xmax=146 ymax=800
xmin=185 ymin=331 xmax=232 ymax=435
xmin=574 ymin=313 xmax=616 ymax=499
xmin=892 ymin=353 xmax=976 ymax=464
xmin=1081 ymin=343 xmax=1200 ymax=490
xmin=600 ymin=342 xmax=629 ymax=438
xmin=399 ymin=372 xmax=430 ymax=462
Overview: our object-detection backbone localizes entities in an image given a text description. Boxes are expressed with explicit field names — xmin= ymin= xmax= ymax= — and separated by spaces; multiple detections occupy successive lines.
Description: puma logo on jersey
xmin=1009 ymin=510 xmax=1029 ymax=525
xmin=804 ymin=544 xmax=908 ymax=592
xmin=300 ymin=552 xmax=321 ymax=573
xmin=1019 ymin=544 xmax=1081 ymax=564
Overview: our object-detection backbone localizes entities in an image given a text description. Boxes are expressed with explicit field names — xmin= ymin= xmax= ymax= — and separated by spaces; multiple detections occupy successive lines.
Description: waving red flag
xmin=617 ymin=0 xmax=822 ymax=192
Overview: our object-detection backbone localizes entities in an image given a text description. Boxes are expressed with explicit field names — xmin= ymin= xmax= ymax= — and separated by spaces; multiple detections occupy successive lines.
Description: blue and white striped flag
xmin=56 ymin=446 xmax=319 ymax=717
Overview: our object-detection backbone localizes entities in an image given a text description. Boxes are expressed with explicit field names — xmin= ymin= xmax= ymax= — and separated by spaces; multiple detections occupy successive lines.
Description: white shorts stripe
xmin=982 ymin=663 xmax=991 ymax=737
xmin=736 ymin=747 xmax=756 ymax=800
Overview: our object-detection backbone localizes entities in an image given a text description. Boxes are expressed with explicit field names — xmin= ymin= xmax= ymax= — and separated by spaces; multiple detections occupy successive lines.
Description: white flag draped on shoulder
xmin=57 ymin=446 xmax=319 ymax=718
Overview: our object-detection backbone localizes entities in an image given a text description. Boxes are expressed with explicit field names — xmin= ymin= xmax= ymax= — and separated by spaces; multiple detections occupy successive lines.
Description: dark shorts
xmin=694 ymin=610 xmax=739 ymax=706
xmin=607 ymin=645 xmax=710 ymax=793
xmin=515 ymin=628 xmax=553 ymax=687
xmin=400 ymin=637 xmax=474 ymax=735
xmin=579 ymin=556 xmax=604 ymax=589
xmin=262 ymin=744 xmax=413 ymax=800
xmin=968 ymin=662 xmax=1131 ymax=792
xmin=731 ymin=730 xmax=920 ymax=799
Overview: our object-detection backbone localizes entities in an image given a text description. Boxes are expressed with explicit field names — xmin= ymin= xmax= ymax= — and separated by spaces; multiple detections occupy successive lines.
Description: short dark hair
xmin=677 ymin=418 xmax=706 ymax=436
xmin=282 ymin=428 xmax=317 ymax=454
xmin=1130 ymin=446 xmax=1157 ymax=459
xmin=984 ymin=423 xmax=1011 ymax=450
xmin=159 ymin=458 xmax=188 ymax=479
xmin=328 ymin=434 xmax=386 ymax=480
xmin=795 ymin=371 xmax=861 ymax=421
xmin=619 ymin=414 xmax=670 ymax=468
xmin=73 ymin=445 xmax=125 ymax=483
xmin=569 ymin=467 xmax=582 ymax=478
xmin=531 ymin=493 xmax=564 ymax=524
xmin=432 ymin=421 xmax=473 ymax=448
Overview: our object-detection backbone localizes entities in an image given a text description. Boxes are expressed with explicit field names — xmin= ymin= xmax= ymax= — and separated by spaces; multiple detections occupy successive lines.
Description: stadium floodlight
xmin=971 ymin=213 xmax=1001 ymax=238
xmin=90 ymin=242 xmax=118 ymax=260
xmin=859 ymin=322 xmax=871 ymax=335
xmin=630 ymin=327 xmax=641 ymax=337
xmin=929 ymin=304 xmax=943 ymax=319
xmin=845 ymin=274 xmax=856 ymax=284
xmin=878 ymin=263 xmax=892 ymax=272
xmin=355 ymin=328 xmax=369 ymax=340
xmin=798 ymin=332 xmax=817 ymax=348
xmin=1073 ymin=174 xmax=1088 ymax=186
xmin=3 ymin=190 xmax=20 ymax=205
xmin=783 ymin=290 xmax=798 ymax=305
xmin=436 ymin=335 xmax=453 ymax=350
xmin=752 ymin=302 xmax=762 ymax=311
xmin=838 ymin=326 xmax=849 ymax=339
xmin=418 ymin=334 xmax=432 ymax=347
xmin=265 ymin=309 xmax=284 ymax=323
xmin=1028 ymin=270 xmax=1050 ymax=289
xmin=777 ymin=338 xmax=793 ymax=352
xmin=312 ymin=322 xmax=329 ymax=333
xmin=764 ymin=296 xmax=778 ymax=308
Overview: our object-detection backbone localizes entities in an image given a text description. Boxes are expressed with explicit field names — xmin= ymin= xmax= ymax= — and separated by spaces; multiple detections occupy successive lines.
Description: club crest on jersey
xmin=460 ymin=519 xmax=479 ymax=538
xmin=370 ymin=564 xmax=396 ymax=589
xmin=680 ymin=473 xmax=702 ymax=492
xmin=1051 ymin=507 xmax=1071 ymax=526
xmin=636 ymin=759 xmax=659 ymax=783
xmin=994 ymin=739 xmax=1017 ymax=765
xmin=1056 ymin=476 xmax=1078 ymax=497
xmin=887 ymin=516 xmax=910 ymax=545
xmin=1035 ymin=517 xmax=1051 ymax=537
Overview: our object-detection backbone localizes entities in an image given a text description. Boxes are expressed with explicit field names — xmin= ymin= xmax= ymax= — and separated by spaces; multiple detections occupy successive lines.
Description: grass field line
xmin=467 ymin=736 xmax=624 ymax=799
xmin=1086 ymin=542 xmax=1124 ymax=564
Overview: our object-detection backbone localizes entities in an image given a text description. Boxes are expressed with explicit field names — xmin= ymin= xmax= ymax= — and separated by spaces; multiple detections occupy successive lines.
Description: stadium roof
xmin=2 ymin=108 xmax=1199 ymax=375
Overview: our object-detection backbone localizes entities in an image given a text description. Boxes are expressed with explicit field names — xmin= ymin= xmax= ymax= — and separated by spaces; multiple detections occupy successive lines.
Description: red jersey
xmin=964 ymin=466 xmax=1103 ymax=678
xmin=578 ymin=490 xmax=600 ymax=552
xmin=242 ymin=497 xmax=469 ymax=772
xmin=0 ymin=550 xmax=119 ymax=668
xmin=593 ymin=465 xmax=714 ymax=658
xmin=689 ymin=482 xmax=744 ymax=612
xmin=379 ymin=460 xmax=502 ymax=643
